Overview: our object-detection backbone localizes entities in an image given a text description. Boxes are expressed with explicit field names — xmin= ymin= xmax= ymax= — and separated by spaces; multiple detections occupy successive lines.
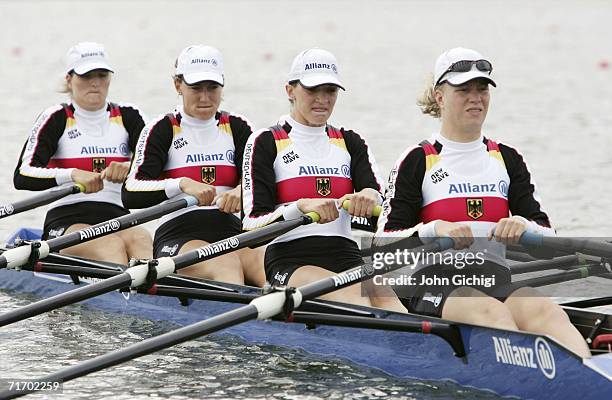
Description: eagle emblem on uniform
xmin=92 ymin=158 xmax=106 ymax=173
xmin=201 ymin=166 xmax=216 ymax=185
xmin=466 ymin=198 xmax=484 ymax=220
xmin=316 ymin=177 xmax=332 ymax=197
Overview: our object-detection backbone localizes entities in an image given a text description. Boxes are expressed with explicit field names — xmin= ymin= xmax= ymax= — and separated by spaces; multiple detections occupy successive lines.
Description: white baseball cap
xmin=434 ymin=47 xmax=496 ymax=87
xmin=175 ymin=45 xmax=224 ymax=86
xmin=287 ymin=48 xmax=344 ymax=90
xmin=65 ymin=42 xmax=113 ymax=75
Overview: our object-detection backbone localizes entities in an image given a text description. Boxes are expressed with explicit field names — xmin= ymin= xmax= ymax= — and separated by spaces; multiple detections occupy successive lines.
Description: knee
xmin=101 ymin=235 xmax=128 ymax=255
xmin=124 ymin=228 xmax=152 ymax=247
xmin=518 ymin=300 xmax=569 ymax=332
xmin=82 ymin=235 xmax=127 ymax=261
xmin=478 ymin=299 xmax=517 ymax=327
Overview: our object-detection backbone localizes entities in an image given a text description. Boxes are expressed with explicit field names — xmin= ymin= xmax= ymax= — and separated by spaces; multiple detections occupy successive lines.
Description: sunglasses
xmin=436 ymin=59 xmax=493 ymax=86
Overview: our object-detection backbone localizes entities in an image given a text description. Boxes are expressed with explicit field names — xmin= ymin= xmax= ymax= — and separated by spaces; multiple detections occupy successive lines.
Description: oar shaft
xmin=0 ymin=274 xmax=131 ymax=328
xmin=0 ymin=197 xmax=197 ymax=269
xmin=284 ymin=312 xmax=465 ymax=357
xmin=171 ymin=215 xmax=315 ymax=271
xmin=0 ymin=185 xmax=82 ymax=220
xmin=170 ymin=206 xmax=381 ymax=273
xmin=521 ymin=233 xmax=612 ymax=259
xmin=46 ymin=197 xmax=196 ymax=252
xmin=14 ymin=262 xmax=120 ymax=279
xmin=509 ymin=255 xmax=581 ymax=274
xmin=513 ymin=263 xmax=609 ymax=288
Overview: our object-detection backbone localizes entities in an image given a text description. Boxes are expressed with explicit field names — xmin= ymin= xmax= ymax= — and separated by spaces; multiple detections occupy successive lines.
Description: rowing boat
xmin=1 ymin=228 xmax=610 ymax=399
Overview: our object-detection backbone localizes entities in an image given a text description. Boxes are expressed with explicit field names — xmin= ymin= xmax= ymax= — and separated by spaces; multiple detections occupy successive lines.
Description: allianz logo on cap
xmin=304 ymin=62 xmax=338 ymax=74
xmin=191 ymin=58 xmax=218 ymax=66
xmin=81 ymin=51 xmax=104 ymax=58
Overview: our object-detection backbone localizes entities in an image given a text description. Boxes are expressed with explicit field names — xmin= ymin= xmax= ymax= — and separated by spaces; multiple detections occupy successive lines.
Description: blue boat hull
xmin=1 ymin=266 xmax=610 ymax=399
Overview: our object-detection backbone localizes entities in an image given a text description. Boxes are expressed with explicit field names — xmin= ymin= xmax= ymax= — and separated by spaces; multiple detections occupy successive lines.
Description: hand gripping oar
xmin=0 ymin=237 xmax=453 ymax=399
xmin=0 ymin=184 xmax=84 ymax=220
xmin=520 ymin=231 xmax=612 ymax=259
xmin=0 ymin=196 xmax=199 ymax=270
xmin=0 ymin=205 xmax=348 ymax=328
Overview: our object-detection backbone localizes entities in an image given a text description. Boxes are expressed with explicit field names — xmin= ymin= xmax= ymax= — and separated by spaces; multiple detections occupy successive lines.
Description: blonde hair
xmin=417 ymin=73 xmax=442 ymax=118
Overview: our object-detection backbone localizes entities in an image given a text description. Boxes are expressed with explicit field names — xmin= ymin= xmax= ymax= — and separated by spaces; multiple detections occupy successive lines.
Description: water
xmin=0 ymin=291 xmax=501 ymax=400
xmin=1 ymin=0 xmax=611 ymax=398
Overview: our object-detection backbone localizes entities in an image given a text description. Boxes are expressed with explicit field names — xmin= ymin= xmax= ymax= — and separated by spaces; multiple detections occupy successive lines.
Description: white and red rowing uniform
xmin=376 ymin=132 xmax=554 ymax=267
xmin=14 ymin=101 xmax=145 ymax=209
xmin=122 ymin=106 xmax=252 ymax=228
xmin=242 ymin=115 xmax=384 ymax=245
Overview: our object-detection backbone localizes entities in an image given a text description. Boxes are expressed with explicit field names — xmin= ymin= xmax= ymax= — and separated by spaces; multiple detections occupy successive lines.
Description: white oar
xmin=0 ymin=237 xmax=453 ymax=399
xmin=0 ymin=196 xmax=198 ymax=270
xmin=0 ymin=184 xmax=84 ymax=220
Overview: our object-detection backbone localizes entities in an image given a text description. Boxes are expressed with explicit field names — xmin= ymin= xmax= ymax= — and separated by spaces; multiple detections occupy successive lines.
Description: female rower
xmin=375 ymin=47 xmax=590 ymax=357
xmin=122 ymin=44 xmax=264 ymax=286
xmin=14 ymin=42 xmax=152 ymax=264
xmin=242 ymin=48 xmax=404 ymax=311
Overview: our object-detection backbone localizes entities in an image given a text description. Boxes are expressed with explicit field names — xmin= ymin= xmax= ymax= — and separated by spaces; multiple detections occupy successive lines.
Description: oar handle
xmin=436 ymin=237 xmax=455 ymax=252
xmin=341 ymin=200 xmax=382 ymax=217
xmin=304 ymin=212 xmax=320 ymax=223
xmin=303 ymin=201 xmax=383 ymax=224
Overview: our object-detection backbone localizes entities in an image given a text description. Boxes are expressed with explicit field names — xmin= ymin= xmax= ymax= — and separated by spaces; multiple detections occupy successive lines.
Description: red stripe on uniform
xmin=326 ymin=126 xmax=342 ymax=139
xmin=161 ymin=165 xmax=239 ymax=187
xmin=272 ymin=129 xmax=289 ymax=140
xmin=47 ymin=157 xmax=129 ymax=171
xmin=218 ymin=112 xmax=230 ymax=125
xmin=421 ymin=143 xmax=438 ymax=156
xmin=420 ymin=196 xmax=509 ymax=223
xmin=486 ymin=139 xmax=500 ymax=152
xmin=109 ymin=107 xmax=121 ymax=118
xmin=276 ymin=176 xmax=353 ymax=203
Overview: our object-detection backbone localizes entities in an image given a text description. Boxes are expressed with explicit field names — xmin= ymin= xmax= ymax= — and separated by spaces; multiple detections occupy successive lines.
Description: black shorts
xmin=43 ymin=201 xmax=129 ymax=240
xmin=265 ymin=236 xmax=362 ymax=286
xmin=396 ymin=262 xmax=513 ymax=318
xmin=153 ymin=210 xmax=241 ymax=257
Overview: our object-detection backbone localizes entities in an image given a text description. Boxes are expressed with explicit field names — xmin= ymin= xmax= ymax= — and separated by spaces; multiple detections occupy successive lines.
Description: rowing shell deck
xmin=1 ymin=257 xmax=610 ymax=399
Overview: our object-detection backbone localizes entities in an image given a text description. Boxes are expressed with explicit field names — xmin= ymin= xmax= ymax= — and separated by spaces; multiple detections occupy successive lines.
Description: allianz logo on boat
xmin=492 ymin=336 xmax=556 ymax=379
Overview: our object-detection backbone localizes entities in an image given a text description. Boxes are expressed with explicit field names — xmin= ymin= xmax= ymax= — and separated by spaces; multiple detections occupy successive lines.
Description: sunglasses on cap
xmin=436 ymin=59 xmax=493 ymax=86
